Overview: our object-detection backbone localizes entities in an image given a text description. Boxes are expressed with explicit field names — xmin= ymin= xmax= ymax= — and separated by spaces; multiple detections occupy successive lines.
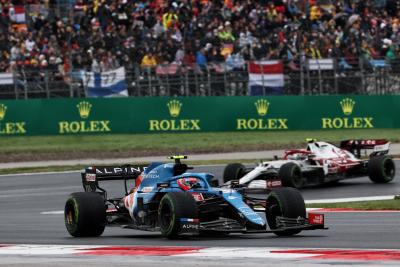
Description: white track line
xmin=0 ymin=245 xmax=399 ymax=262
xmin=41 ymin=196 xmax=397 ymax=215
xmin=305 ymin=195 xmax=395 ymax=204
xmin=43 ymin=209 xmax=319 ymax=215
xmin=0 ymin=245 xmax=104 ymax=255
xmin=0 ymin=245 xmax=330 ymax=258
xmin=41 ymin=204 xmax=399 ymax=216
xmin=177 ymin=247 xmax=315 ymax=259
xmin=306 ymin=208 xmax=400 ymax=213
xmin=40 ymin=211 xmax=64 ymax=215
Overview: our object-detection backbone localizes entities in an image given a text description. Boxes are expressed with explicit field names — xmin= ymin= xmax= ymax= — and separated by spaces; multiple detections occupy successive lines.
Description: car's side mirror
xmin=209 ymin=179 xmax=219 ymax=187
xmin=230 ymin=180 xmax=240 ymax=187
xmin=308 ymin=154 xmax=316 ymax=159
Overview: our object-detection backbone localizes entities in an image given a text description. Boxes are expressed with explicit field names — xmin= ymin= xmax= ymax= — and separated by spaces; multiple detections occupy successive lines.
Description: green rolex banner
xmin=0 ymin=95 xmax=398 ymax=135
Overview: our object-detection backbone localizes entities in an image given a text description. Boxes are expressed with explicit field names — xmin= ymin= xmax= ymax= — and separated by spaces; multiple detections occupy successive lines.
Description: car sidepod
xmin=221 ymin=190 xmax=266 ymax=230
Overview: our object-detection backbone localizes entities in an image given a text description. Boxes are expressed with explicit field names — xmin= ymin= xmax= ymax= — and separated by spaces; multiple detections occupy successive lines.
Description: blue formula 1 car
xmin=64 ymin=156 xmax=326 ymax=238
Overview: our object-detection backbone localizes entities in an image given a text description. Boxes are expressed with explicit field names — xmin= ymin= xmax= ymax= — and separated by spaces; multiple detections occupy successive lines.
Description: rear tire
xmin=368 ymin=156 xmax=395 ymax=183
xmin=223 ymin=163 xmax=246 ymax=183
xmin=158 ymin=192 xmax=198 ymax=238
xmin=279 ymin=162 xmax=304 ymax=188
xmin=266 ymin=187 xmax=306 ymax=236
xmin=64 ymin=192 xmax=106 ymax=237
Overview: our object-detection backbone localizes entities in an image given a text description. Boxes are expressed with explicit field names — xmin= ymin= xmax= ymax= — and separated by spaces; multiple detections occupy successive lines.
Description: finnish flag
xmin=86 ymin=67 xmax=128 ymax=97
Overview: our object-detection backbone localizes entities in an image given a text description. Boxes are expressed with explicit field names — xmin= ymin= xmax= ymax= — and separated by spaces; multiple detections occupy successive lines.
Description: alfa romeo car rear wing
xmin=340 ymin=139 xmax=390 ymax=158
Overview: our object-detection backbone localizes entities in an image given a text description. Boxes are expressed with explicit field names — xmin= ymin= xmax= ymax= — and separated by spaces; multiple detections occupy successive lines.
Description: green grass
xmin=1 ymin=129 xmax=399 ymax=161
xmin=307 ymin=199 xmax=400 ymax=210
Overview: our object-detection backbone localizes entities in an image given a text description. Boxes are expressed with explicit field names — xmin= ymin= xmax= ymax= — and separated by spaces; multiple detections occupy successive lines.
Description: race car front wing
xmin=178 ymin=213 xmax=327 ymax=234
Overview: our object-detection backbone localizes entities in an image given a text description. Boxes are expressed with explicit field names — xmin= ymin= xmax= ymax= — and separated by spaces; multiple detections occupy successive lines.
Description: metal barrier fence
xmin=1 ymin=58 xmax=400 ymax=99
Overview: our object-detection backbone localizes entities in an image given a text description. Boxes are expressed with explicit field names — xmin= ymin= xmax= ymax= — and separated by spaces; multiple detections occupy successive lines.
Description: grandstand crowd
xmin=1 ymin=0 xmax=400 ymax=77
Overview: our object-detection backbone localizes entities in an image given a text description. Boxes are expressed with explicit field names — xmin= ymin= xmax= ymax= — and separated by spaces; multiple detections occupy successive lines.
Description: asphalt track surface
xmin=0 ymin=161 xmax=399 ymax=250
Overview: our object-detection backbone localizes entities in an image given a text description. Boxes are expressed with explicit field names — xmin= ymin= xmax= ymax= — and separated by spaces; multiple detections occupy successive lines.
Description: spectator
xmin=162 ymin=7 xmax=178 ymax=31
xmin=196 ymin=47 xmax=207 ymax=70
xmin=306 ymin=41 xmax=322 ymax=59
xmin=226 ymin=47 xmax=245 ymax=71
xmin=1 ymin=0 xmax=400 ymax=78
xmin=141 ymin=51 xmax=157 ymax=67
xmin=218 ymin=22 xmax=235 ymax=42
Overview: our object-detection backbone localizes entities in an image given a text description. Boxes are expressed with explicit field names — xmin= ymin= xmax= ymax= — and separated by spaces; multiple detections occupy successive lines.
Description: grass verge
xmin=306 ymin=199 xmax=400 ymax=210
xmin=1 ymin=129 xmax=400 ymax=162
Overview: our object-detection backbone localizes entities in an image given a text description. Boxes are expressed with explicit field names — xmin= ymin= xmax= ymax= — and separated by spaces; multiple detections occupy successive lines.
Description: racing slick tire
xmin=266 ymin=187 xmax=306 ymax=236
xmin=158 ymin=192 xmax=198 ymax=238
xmin=279 ymin=162 xmax=304 ymax=188
xmin=223 ymin=163 xmax=246 ymax=183
xmin=368 ymin=156 xmax=396 ymax=183
xmin=64 ymin=192 xmax=106 ymax=237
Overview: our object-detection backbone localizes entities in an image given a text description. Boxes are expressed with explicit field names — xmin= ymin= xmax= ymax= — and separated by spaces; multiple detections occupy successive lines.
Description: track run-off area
xmin=0 ymin=162 xmax=399 ymax=266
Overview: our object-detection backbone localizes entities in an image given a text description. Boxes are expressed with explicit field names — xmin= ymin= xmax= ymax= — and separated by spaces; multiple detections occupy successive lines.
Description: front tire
xmin=223 ymin=163 xmax=246 ymax=183
xmin=158 ymin=192 xmax=198 ymax=238
xmin=266 ymin=187 xmax=306 ymax=236
xmin=368 ymin=156 xmax=395 ymax=183
xmin=279 ymin=162 xmax=304 ymax=188
xmin=64 ymin=192 xmax=106 ymax=237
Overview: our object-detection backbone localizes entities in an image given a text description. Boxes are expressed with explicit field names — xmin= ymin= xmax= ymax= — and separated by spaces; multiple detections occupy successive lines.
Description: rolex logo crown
xmin=255 ymin=99 xmax=269 ymax=116
xmin=77 ymin=101 xmax=92 ymax=119
xmin=0 ymin=103 xmax=7 ymax=120
xmin=340 ymin=98 xmax=355 ymax=116
xmin=167 ymin=100 xmax=182 ymax=117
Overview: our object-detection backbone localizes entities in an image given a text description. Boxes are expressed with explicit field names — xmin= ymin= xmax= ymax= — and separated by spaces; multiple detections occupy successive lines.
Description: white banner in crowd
xmin=85 ymin=67 xmax=128 ymax=97
xmin=0 ymin=73 xmax=14 ymax=85
xmin=308 ymin=59 xmax=334 ymax=71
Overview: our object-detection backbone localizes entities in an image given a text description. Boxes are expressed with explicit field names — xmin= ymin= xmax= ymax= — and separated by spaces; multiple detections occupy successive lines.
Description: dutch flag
xmin=9 ymin=6 xmax=26 ymax=23
xmin=248 ymin=61 xmax=284 ymax=95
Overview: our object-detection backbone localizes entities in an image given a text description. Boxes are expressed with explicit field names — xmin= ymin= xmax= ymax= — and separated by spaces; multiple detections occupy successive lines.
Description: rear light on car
xmin=308 ymin=213 xmax=324 ymax=225
xmin=85 ymin=173 xmax=96 ymax=182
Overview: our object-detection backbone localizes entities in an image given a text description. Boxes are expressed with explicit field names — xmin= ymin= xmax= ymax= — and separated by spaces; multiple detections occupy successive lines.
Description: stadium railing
xmin=2 ymin=57 xmax=400 ymax=99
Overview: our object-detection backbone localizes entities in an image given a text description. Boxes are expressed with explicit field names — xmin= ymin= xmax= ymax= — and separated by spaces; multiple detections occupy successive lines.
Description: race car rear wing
xmin=81 ymin=165 xmax=144 ymax=195
xmin=340 ymin=139 xmax=390 ymax=158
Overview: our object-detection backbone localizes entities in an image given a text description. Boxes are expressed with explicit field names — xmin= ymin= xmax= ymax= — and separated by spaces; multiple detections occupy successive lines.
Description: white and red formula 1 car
xmin=223 ymin=139 xmax=396 ymax=189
